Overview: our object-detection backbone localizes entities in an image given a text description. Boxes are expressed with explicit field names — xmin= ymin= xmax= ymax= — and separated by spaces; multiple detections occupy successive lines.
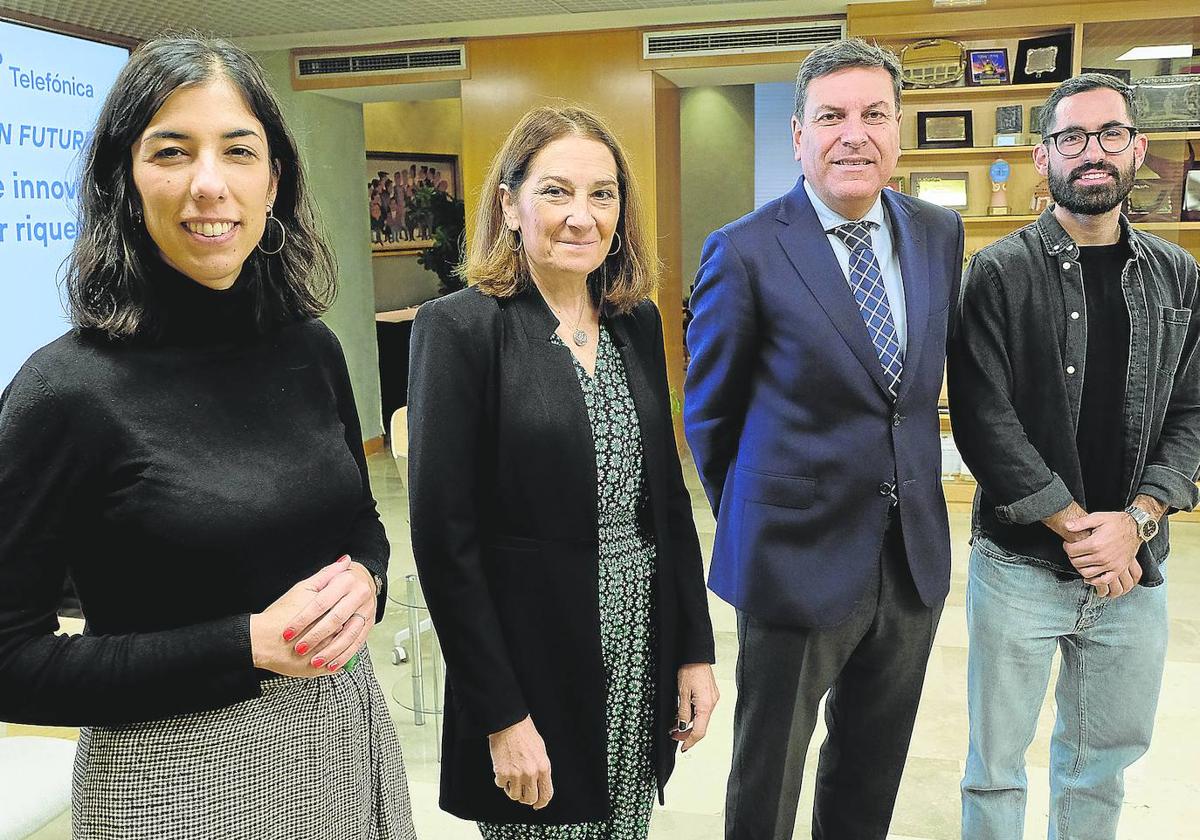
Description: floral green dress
xmin=478 ymin=324 xmax=658 ymax=840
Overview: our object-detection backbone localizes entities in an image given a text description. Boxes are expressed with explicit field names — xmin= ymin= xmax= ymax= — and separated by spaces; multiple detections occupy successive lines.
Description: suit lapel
xmin=776 ymin=178 xmax=893 ymax=399
xmin=884 ymin=190 xmax=931 ymax=403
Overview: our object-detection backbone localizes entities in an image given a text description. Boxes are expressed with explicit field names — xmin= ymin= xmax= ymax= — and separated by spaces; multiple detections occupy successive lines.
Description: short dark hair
xmin=65 ymin=34 xmax=336 ymax=340
xmin=794 ymin=38 xmax=903 ymax=119
xmin=1039 ymin=73 xmax=1139 ymax=138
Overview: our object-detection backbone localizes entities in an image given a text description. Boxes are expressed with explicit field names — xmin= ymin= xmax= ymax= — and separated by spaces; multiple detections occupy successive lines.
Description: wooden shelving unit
xmin=901 ymin=144 xmax=1038 ymax=158
xmin=954 ymin=217 xmax=1200 ymax=231
xmin=902 ymin=82 xmax=1059 ymax=101
xmin=1143 ymin=130 xmax=1200 ymax=142
xmin=1140 ymin=222 xmax=1200 ymax=231
xmin=853 ymin=3 xmax=1200 ymax=258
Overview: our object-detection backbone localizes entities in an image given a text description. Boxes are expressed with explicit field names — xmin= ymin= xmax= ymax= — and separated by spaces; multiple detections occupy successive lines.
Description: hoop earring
xmin=258 ymin=207 xmax=286 ymax=256
xmin=608 ymin=232 xmax=622 ymax=256
xmin=507 ymin=229 xmax=522 ymax=253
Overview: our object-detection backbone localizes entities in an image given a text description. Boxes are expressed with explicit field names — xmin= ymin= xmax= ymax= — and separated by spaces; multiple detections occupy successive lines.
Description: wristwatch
xmin=1124 ymin=505 xmax=1160 ymax=543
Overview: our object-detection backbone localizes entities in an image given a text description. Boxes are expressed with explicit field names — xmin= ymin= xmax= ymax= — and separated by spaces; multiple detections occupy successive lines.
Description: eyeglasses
xmin=1043 ymin=125 xmax=1138 ymax=158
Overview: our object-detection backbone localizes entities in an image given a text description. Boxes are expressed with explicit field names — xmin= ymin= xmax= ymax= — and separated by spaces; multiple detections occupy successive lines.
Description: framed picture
xmin=910 ymin=171 xmax=970 ymax=210
xmin=1014 ymin=32 xmax=1072 ymax=84
xmin=885 ymin=175 xmax=906 ymax=193
xmin=367 ymin=152 xmax=459 ymax=255
xmin=967 ymin=49 xmax=1010 ymax=86
xmin=1134 ymin=75 xmax=1200 ymax=130
xmin=917 ymin=110 xmax=974 ymax=149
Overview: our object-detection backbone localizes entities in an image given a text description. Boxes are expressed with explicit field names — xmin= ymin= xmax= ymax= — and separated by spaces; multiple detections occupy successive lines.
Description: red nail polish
xmin=312 ymin=657 xmax=325 ymax=668
xmin=282 ymin=628 xmax=296 ymax=642
xmin=337 ymin=554 xmax=351 ymax=564
xmin=295 ymin=642 xmax=310 ymax=655
xmin=327 ymin=661 xmax=339 ymax=671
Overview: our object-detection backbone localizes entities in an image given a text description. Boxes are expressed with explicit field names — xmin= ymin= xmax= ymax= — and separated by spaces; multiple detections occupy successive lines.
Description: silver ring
xmin=350 ymin=612 xmax=369 ymax=625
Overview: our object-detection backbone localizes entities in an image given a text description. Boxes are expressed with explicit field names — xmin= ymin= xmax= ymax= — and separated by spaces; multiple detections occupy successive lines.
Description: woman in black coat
xmin=408 ymin=105 xmax=718 ymax=837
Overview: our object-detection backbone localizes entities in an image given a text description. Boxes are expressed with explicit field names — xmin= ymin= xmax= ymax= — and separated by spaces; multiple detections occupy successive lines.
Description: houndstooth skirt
xmin=71 ymin=649 xmax=416 ymax=840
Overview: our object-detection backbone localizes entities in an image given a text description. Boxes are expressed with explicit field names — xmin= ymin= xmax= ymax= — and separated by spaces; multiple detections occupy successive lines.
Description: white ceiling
xmin=1 ymin=0 xmax=875 ymax=48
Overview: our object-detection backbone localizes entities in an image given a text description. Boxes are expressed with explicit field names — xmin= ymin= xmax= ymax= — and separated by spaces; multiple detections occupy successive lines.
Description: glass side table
xmin=389 ymin=574 xmax=445 ymax=760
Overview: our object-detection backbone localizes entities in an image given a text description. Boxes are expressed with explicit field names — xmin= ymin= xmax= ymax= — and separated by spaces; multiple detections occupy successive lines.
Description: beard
xmin=1048 ymin=159 xmax=1135 ymax=215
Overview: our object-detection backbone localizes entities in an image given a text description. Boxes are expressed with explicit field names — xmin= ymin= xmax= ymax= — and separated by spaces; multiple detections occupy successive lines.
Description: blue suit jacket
xmin=685 ymin=177 xmax=964 ymax=628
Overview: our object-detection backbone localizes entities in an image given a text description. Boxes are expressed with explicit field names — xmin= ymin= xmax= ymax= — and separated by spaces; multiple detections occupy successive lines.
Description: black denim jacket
xmin=948 ymin=209 xmax=1200 ymax=585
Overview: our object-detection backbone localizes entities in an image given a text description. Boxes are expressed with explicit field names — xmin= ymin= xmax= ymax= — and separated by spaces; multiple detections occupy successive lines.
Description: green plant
xmin=414 ymin=186 xmax=467 ymax=297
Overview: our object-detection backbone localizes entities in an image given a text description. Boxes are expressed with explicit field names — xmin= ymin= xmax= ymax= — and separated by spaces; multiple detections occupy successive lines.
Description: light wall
xmin=253 ymin=49 xmax=383 ymax=439
xmin=363 ymin=99 xmax=463 ymax=312
xmin=680 ymin=85 xmax=756 ymax=299
xmin=364 ymin=99 xmax=462 ymax=155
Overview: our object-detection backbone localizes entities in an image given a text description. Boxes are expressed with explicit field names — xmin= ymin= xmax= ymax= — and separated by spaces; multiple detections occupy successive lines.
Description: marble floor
xmin=10 ymin=451 xmax=1199 ymax=839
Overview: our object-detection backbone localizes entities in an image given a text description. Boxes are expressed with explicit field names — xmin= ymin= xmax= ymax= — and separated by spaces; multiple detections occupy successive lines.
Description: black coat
xmin=407 ymin=284 xmax=715 ymax=824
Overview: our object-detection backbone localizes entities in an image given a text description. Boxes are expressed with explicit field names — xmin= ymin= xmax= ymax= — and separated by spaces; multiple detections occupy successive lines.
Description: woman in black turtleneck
xmin=0 ymin=36 xmax=416 ymax=839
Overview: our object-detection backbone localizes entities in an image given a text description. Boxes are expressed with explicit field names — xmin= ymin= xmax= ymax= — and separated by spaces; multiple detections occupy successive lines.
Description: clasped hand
xmin=1063 ymin=511 xmax=1142 ymax=598
xmin=249 ymin=555 xmax=379 ymax=677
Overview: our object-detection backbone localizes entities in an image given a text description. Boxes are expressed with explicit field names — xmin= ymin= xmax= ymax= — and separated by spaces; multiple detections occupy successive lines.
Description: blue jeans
xmin=960 ymin=536 xmax=1169 ymax=840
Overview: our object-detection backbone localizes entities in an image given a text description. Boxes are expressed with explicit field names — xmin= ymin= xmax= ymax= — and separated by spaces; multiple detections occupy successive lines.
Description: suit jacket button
xmin=892 ymin=413 xmax=902 ymax=427
xmin=878 ymin=482 xmax=895 ymax=496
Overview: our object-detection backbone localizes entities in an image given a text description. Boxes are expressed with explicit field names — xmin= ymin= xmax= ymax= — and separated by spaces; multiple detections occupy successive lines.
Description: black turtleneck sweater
xmin=0 ymin=262 xmax=388 ymax=726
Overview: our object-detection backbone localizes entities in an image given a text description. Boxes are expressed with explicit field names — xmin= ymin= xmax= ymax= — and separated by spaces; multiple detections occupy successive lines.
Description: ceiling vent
xmin=644 ymin=20 xmax=846 ymax=60
xmin=296 ymin=44 xmax=465 ymax=78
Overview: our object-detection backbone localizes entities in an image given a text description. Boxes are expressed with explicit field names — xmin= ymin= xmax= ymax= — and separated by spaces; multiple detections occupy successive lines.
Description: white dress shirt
xmin=803 ymin=180 xmax=908 ymax=356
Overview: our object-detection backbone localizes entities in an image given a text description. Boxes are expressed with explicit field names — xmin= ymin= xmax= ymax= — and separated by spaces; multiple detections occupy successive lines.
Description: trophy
xmin=994 ymin=105 xmax=1024 ymax=146
xmin=988 ymin=158 xmax=1010 ymax=216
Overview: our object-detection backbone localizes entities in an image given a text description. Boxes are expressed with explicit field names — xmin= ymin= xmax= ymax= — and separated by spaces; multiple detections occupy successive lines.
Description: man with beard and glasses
xmin=949 ymin=73 xmax=1200 ymax=840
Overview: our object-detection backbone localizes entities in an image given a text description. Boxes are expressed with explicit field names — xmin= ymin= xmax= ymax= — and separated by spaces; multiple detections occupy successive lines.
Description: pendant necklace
xmin=545 ymin=286 xmax=590 ymax=347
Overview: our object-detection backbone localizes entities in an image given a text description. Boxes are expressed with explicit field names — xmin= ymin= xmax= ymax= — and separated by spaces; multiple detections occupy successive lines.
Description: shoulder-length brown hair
xmin=460 ymin=105 xmax=655 ymax=314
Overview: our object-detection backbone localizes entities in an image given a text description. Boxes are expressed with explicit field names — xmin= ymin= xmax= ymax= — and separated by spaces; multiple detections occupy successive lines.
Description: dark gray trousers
xmin=724 ymin=514 xmax=943 ymax=840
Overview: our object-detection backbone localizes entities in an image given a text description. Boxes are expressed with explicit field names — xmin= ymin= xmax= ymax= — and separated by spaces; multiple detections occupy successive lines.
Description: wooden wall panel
xmin=460 ymin=30 xmax=657 ymax=236
xmin=653 ymin=74 xmax=685 ymax=444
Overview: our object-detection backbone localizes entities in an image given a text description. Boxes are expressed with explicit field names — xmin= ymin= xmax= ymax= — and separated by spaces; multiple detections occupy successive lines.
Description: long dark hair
xmin=65 ymin=34 xmax=336 ymax=339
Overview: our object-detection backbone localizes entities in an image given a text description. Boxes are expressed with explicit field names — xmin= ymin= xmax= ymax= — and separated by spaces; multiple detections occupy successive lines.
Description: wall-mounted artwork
xmin=367 ymin=152 xmax=458 ymax=254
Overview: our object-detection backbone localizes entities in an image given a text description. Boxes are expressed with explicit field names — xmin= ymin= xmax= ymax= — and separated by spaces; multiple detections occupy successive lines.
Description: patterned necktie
xmin=832 ymin=221 xmax=903 ymax=397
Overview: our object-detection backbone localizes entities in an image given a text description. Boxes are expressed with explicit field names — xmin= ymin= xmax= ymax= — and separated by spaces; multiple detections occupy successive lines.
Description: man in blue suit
xmin=685 ymin=39 xmax=964 ymax=840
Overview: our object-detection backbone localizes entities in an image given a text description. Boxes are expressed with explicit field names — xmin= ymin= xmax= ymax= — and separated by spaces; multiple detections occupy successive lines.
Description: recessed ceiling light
xmin=932 ymin=0 xmax=987 ymax=7
xmin=1116 ymin=44 xmax=1194 ymax=61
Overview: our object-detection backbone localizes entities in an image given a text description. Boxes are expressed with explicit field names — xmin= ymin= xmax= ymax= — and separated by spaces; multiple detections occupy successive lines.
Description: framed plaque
xmin=917 ymin=110 xmax=974 ymax=149
xmin=994 ymin=104 xmax=1024 ymax=145
xmin=1014 ymin=33 xmax=1072 ymax=84
xmin=968 ymin=49 xmax=1010 ymax=86
xmin=1030 ymin=104 xmax=1047 ymax=138
xmin=885 ymin=175 xmax=906 ymax=193
xmin=1134 ymin=76 xmax=1200 ymax=131
xmin=911 ymin=171 xmax=970 ymax=210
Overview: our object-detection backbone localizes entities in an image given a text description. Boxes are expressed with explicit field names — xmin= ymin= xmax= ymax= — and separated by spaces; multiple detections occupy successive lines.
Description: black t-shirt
xmin=1076 ymin=238 xmax=1131 ymax=513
